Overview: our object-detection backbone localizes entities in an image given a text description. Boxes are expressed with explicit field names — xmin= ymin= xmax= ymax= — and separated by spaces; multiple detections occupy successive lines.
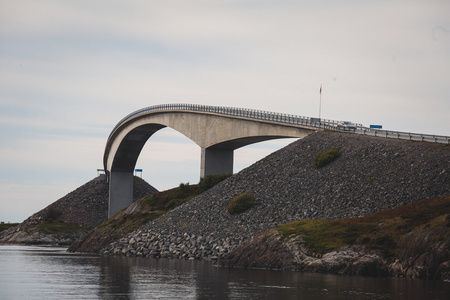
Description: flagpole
xmin=319 ymin=84 xmax=322 ymax=122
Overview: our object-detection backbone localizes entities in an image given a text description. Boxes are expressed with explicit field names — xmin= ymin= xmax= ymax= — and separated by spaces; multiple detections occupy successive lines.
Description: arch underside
xmin=111 ymin=124 xmax=166 ymax=172
xmin=111 ymin=123 xmax=299 ymax=174
xmin=106 ymin=111 xmax=314 ymax=217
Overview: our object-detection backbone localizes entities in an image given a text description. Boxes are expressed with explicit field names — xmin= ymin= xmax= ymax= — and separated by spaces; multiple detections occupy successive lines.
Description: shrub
xmin=198 ymin=173 xmax=231 ymax=192
xmin=226 ymin=192 xmax=256 ymax=214
xmin=45 ymin=207 xmax=62 ymax=222
xmin=177 ymin=182 xmax=191 ymax=198
xmin=314 ymin=147 xmax=340 ymax=168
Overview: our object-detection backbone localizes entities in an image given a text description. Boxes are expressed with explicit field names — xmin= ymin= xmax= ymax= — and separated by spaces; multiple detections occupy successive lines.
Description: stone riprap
xmin=101 ymin=132 xmax=450 ymax=260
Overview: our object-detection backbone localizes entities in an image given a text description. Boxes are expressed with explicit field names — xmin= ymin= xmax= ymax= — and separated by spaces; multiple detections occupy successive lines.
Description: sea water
xmin=0 ymin=245 xmax=448 ymax=299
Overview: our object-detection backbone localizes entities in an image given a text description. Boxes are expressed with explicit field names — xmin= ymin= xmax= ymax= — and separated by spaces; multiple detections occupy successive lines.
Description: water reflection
xmin=0 ymin=245 xmax=449 ymax=300
xmin=99 ymin=256 xmax=132 ymax=299
xmin=97 ymin=254 xmax=450 ymax=300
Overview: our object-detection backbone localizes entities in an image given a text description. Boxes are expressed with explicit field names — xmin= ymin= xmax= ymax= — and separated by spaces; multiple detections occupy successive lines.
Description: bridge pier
xmin=200 ymin=147 xmax=234 ymax=178
xmin=108 ymin=170 xmax=134 ymax=218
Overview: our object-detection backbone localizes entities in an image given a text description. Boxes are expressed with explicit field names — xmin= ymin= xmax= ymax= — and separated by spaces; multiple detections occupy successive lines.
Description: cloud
xmin=0 ymin=0 xmax=449 ymax=222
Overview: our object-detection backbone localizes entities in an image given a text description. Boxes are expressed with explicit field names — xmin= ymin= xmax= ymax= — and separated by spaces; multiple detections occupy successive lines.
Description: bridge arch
xmin=104 ymin=104 xmax=320 ymax=217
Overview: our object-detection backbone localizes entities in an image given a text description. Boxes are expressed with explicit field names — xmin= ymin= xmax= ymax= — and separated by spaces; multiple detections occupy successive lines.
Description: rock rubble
xmin=101 ymin=132 xmax=450 ymax=262
xmin=0 ymin=176 xmax=157 ymax=245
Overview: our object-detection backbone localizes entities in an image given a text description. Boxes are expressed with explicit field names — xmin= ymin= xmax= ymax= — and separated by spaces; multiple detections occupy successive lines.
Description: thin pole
xmin=319 ymin=84 xmax=322 ymax=120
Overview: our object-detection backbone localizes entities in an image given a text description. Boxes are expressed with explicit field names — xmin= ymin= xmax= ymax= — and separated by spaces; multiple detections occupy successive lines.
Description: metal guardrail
xmin=108 ymin=103 xmax=317 ymax=140
xmin=108 ymin=103 xmax=450 ymax=144
xmin=357 ymin=127 xmax=450 ymax=144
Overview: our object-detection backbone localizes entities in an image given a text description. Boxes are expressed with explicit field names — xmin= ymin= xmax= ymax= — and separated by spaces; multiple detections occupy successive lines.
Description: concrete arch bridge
xmin=104 ymin=103 xmax=338 ymax=217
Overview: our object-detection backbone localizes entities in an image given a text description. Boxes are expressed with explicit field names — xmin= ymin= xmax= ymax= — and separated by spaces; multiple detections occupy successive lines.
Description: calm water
xmin=0 ymin=245 xmax=448 ymax=300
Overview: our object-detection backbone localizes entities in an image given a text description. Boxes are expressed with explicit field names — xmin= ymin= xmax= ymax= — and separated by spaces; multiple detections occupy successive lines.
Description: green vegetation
xmin=227 ymin=192 xmax=256 ymax=214
xmin=313 ymin=147 xmax=340 ymax=168
xmin=101 ymin=210 xmax=164 ymax=232
xmin=94 ymin=184 xmax=200 ymax=250
xmin=177 ymin=182 xmax=192 ymax=199
xmin=144 ymin=173 xmax=231 ymax=213
xmin=88 ymin=174 xmax=232 ymax=252
xmin=277 ymin=195 xmax=450 ymax=257
xmin=35 ymin=222 xmax=89 ymax=235
xmin=45 ymin=207 xmax=62 ymax=222
xmin=198 ymin=173 xmax=231 ymax=192
xmin=0 ymin=223 xmax=19 ymax=233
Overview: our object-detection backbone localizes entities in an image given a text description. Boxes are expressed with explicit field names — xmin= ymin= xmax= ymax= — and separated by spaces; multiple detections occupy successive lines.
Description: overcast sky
xmin=1 ymin=0 xmax=449 ymax=222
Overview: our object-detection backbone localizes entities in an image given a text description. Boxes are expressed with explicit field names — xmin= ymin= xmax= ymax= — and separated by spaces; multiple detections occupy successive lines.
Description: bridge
xmin=104 ymin=103 xmax=450 ymax=217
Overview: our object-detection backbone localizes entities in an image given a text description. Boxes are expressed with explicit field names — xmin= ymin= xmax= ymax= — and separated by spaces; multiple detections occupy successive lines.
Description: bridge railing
xmin=108 ymin=103 xmax=317 ymax=140
xmin=358 ymin=127 xmax=450 ymax=144
xmin=108 ymin=103 xmax=449 ymax=144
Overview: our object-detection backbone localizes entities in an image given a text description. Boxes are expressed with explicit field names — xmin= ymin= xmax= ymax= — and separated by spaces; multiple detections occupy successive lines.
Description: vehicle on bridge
xmin=337 ymin=121 xmax=357 ymax=131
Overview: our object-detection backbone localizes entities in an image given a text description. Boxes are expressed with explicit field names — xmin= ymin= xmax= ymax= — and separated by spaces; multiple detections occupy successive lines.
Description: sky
xmin=1 ymin=0 xmax=449 ymax=223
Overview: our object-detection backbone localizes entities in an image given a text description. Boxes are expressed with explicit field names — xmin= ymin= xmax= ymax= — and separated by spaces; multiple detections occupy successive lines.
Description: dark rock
xmin=0 ymin=176 xmax=157 ymax=245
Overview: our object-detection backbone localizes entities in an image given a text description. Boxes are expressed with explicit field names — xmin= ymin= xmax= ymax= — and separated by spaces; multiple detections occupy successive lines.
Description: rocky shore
xmin=6 ymin=131 xmax=448 ymax=279
xmin=216 ymin=229 xmax=389 ymax=276
xmin=216 ymin=208 xmax=450 ymax=281
xmin=98 ymin=132 xmax=449 ymax=280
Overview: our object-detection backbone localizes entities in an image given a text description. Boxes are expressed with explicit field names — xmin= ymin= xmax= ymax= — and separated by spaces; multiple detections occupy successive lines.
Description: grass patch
xmin=143 ymin=185 xmax=199 ymax=211
xmin=106 ymin=211 xmax=165 ymax=231
xmin=0 ymin=223 xmax=19 ymax=233
xmin=100 ymin=184 xmax=202 ymax=231
xmin=143 ymin=174 xmax=231 ymax=212
xmin=227 ymin=192 xmax=256 ymax=214
xmin=35 ymin=222 xmax=90 ymax=235
xmin=314 ymin=147 xmax=340 ymax=168
xmin=277 ymin=195 xmax=450 ymax=257
xmin=278 ymin=220 xmax=378 ymax=254
xmin=91 ymin=174 xmax=231 ymax=252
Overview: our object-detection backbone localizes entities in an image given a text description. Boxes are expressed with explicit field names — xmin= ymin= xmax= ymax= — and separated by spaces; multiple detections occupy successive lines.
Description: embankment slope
xmin=99 ymin=131 xmax=449 ymax=276
xmin=0 ymin=176 xmax=157 ymax=245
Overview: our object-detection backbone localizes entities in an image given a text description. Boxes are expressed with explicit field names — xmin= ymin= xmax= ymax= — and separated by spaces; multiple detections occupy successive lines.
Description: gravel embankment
xmin=0 ymin=176 xmax=157 ymax=244
xmin=101 ymin=131 xmax=450 ymax=259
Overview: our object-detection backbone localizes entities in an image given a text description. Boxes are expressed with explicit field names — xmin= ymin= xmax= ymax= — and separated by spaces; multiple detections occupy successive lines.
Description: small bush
xmin=199 ymin=173 xmax=231 ymax=192
xmin=177 ymin=182 xmax=191 ymax=198
xmin=45 ymin=207 xmax=62 ymax=222
xmin=226 ymin=192 xmax=256 ymax=214
xmin=145 ymin=195 xmax=157 ymax=207
xmin=314 ymin=147 xmax=340 ymax=168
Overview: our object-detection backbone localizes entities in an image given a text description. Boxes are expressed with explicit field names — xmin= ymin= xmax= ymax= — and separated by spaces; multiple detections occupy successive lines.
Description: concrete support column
xmin=108 ymin=170 xmax=134 ymax=217
xmin=200 ymin=147 xmax=234 ymax=178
